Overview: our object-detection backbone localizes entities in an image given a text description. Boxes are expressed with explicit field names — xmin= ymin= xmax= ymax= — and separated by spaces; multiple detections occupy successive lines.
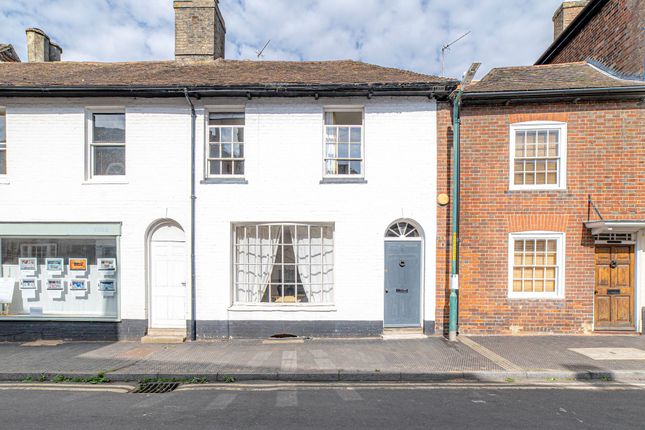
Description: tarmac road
xmin=1 ymin=381 xmax=644 ymax=429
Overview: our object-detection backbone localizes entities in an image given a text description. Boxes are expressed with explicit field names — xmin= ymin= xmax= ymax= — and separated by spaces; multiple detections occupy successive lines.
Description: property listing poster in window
xmin=0 ymin=237 xmax=118 ymax=318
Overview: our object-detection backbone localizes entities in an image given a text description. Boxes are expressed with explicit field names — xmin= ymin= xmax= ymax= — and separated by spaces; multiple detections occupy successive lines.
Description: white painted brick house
xmin=0 ymin=0 xmax=456 ymax=340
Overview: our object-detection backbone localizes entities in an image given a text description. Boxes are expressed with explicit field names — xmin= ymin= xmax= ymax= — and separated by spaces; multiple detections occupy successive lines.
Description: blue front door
xmin=384 ymin=241 xmax=421 ymax=327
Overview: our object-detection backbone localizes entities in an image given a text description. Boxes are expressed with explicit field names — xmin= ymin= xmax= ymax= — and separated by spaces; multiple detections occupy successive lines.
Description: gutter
xmin=462 ymin=85 xmax=645 ymax=104
xmin=183 ymin=89 xmax=197 ymax=342
xmin=0 ymin=84 xmax=456 ymax=99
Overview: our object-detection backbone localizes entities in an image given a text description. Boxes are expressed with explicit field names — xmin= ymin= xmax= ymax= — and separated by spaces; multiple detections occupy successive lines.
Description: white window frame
xmin=232 ymin=222 xmax=335 ymax=307
xmin=85 ymin=107 xmax=126 ymax=181
xmin=0 ymin=107 xmax=6 ymax=177
xmin=322 ymin=107 xmax=365 ymax=179
xmin=205 ymin=106 xmax=246 ymax=179
xmin=509 ymin=121 xmax=567 ymax=191
xmin=508 ymin=231 xmax=565 ymax=299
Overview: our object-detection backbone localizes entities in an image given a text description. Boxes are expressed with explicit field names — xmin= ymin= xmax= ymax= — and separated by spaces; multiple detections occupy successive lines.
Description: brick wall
xmin=545 ymin=0 xmax=645 ymax=77
xmin=452 ymin=99 xmax=645 ymax=334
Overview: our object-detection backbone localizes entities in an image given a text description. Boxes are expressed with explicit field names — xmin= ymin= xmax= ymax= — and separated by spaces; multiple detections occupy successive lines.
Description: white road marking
xmin=276 ymin=390 xmax=298 ymax=407
xmin=310 ymin=349 xmax=329 ymax=359
xmin=314 ymin=358 xmax=335 ymax=370
xmin=0 ymin=383 xmax=132 ymax=393
xmin=207 ymin=393 xmax=237 ymax=410
xmin=281 ymin=351 xmax=297 ymax=372
xmin=336 ymin=388 xmax=363 ymax=401
xmin=471 ymin=400 xmax=486 ymax=404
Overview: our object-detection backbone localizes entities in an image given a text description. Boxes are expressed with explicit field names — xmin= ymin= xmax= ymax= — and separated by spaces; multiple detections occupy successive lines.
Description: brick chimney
xmin=552 ymin=1 xmax=590 ymax=40
xmin=25 ymin=28 xmax=62 ymax=62
xmin=174 ymin=0 xmax=226 ymax=62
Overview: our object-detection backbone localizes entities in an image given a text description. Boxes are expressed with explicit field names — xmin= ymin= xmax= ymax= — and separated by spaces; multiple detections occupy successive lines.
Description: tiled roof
xmin=464 ymin=62 xmax=645 ymax=94
xmin=0 ymin=44 xmax=20 ymax=63
xmin=0 ymin=59 xmax=454 ymax=89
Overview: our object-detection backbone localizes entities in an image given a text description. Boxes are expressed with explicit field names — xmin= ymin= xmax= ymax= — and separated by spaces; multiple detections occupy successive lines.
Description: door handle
xmin=385 ymin=289 xmax=389 ymax=294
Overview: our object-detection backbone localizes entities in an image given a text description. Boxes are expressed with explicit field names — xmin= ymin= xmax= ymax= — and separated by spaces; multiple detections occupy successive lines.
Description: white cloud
xmin=0 ymin=0 xmax=564 ymax=78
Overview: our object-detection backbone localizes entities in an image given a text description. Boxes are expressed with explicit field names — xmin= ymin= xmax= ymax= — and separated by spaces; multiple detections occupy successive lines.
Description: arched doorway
xmin=384 ymin=220 xmax=423 ymax=327
xmin=147 ymin=220 xmax=187 ymax=329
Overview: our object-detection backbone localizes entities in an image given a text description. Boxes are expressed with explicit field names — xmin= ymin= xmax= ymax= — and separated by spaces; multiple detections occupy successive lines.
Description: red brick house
xmin=436 ymin=0 xmax=645 ymax=335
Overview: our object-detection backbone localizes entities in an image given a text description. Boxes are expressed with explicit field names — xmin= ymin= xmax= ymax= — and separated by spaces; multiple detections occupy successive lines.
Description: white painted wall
xmin=0 ymin=96 xmax=438 ymax=328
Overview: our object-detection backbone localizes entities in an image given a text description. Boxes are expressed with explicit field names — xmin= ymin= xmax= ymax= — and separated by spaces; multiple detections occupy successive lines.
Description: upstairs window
xmin=0 ymin=109 xmax=5 ymax=175
xmin=91 ymin=112 xmax=126 ymax=176
xmin=324 ymin=110 xmax=363 ymax=176
xmin=207 ymin=111 xmax=245 ymax=177
xmin=510 ymin=122 xmax=566 ymax=190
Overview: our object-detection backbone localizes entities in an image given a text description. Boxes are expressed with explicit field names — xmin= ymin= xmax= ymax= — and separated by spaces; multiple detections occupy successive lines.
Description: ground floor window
xmin=508 ymin=232 xmax=564 ymax=299
xmin=234 ymin=223 xmax=334 ymax=304
xmin=0 ymin=236 xmax=119 ymax=318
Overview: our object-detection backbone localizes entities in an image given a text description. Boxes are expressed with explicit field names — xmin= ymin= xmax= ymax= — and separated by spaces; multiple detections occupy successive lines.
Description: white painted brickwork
xmin=0 ymin=96 xmax=437 ymax=327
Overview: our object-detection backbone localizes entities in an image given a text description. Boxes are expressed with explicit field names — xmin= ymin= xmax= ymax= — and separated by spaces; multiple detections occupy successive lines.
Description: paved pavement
xmin=1 ymin=381 xmax=644 ymax=429
xmin=1 ymin=335 xmax=645 ymax=382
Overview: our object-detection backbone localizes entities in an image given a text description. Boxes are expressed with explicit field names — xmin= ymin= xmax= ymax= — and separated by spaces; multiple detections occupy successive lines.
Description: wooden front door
xmin=594 ymin=245 xmax=635 ymax=330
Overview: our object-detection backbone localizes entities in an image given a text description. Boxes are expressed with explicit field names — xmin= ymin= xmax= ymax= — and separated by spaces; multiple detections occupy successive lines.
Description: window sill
xmin=83 ymin=178 xmax=129 ymax=185
xmin=0 ymin=177 xmax=9 ymax=185
xmin=0 ymin=315 xmax=120 ymax=322
xmin=508 ymin=187 xmax=566 ymax=192
xmin=201 ymin=178 xmax=248 ymax=185
xmin=320 ymin=177 xmax=367 ymax=184
xmin=508 ymin=294 xmax=564 ymax=300
xmin=228 ymin=304 xmax=337 ymax=312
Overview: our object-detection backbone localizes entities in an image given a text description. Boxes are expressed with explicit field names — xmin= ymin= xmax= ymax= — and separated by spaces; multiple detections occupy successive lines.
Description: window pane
xmin=220 ymin=128 xmax=233 ymax=143
xmin=325 ymin=127 xmax=337 ymax=143
xmin=222 ymin=160 xmax=233 ymax=174
xmin=93 ymin=113 xmax=125 ymax=143
xmin=350 ymin=143 xmax=361 ymax=158
xmin=350 ymin=128 xmax=361 ymax=143
xmin=209 ymin=112 xmax=245 ymax=126
xmin=234 ymin=128 xmax=244 ymax=143
xmin=338 ymin=143 xmax=349 ymax=158
xmin=0 ymin=150 xmax=5 ymax=175
xmin=209 ymin=128 xmax=220 ymax=143
xmin=337 ymin=161 xmax=349 ymax=175
xmin=93 ymin=146 xmax=125 ymax=175
xmin=221 ymin=143 xmax=232 ymax=158
xmin=233 ymin=143 xmax=244 ymax=158
xmin=234 ymin=161 xmax=244 ymax=175
xmin=324 ymin=111 xmax=362 ymax=125
xmin=349 ymin=161 xmax=361 ymax=175
xmin=338 ymin=127 xmax=350 ymax=143
xmin=0 ymin=112 xmax=5 ymax=143
xmin=209 ymin=143 xmax=220 ymax=158
xmin=209 ymin=160 xmax=221 ymax=175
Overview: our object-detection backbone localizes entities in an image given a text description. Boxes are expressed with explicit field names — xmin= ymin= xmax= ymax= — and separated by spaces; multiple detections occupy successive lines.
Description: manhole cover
xmin=132 ymin=382 xmax=180 ymax=394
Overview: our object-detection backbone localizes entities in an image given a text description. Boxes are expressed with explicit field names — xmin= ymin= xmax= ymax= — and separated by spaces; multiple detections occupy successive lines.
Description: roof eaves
xmin=462 ymin=85 xmax=645 ymax=103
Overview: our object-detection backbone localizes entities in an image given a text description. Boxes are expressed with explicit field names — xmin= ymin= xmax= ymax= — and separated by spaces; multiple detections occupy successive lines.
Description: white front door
xmin=150 ymin=225 xmax=186 ymax=329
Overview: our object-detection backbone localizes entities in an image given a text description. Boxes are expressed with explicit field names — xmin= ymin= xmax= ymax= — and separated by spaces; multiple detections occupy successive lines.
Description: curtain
xmin=258 ymin=225 xmax=280 ymax=302
xmin=295 ymin=226 xmax=311 ymax=302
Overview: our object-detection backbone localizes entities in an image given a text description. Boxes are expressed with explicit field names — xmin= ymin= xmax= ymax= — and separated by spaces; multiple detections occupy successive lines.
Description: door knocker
xmin=610 ymin=260 xmax=618 ymax=269
xmin=399 ymin=260 xmax=406 ymax=268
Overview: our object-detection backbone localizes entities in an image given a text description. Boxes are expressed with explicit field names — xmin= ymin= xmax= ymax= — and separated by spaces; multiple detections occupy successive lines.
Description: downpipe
xmin=184 ymin=89 xmax=197 ymax=341
xmin=448 ymin=88 xmax=462 ymax=342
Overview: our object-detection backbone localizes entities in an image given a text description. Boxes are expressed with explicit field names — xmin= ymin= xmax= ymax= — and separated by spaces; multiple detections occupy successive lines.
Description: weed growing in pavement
xmin=38 ymin=373 xmax=48 ymax=382
xmin=22 ymin=376 xmax=33 ymax=382
xmin=600 ymin=376 xmax=611 ymax=382
xmin=48 ymin=372 xmax=111 ymax=384
xmin=223 ymin=375 xmax=236 ymax=383
xmin=504 ymin=377 xmax=515 ymax=383
xmin=139 ymin=376 xmax=208 ymax=384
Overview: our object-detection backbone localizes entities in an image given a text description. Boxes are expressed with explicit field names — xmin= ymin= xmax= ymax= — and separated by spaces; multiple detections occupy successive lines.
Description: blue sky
xmin=0 ymin=0 xmax=563 ymax=79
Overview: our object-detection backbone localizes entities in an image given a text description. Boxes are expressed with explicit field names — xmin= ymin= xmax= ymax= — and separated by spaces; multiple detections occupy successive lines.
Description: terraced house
xmin=438 ymin=0 xmax=645 ymax=335
xmin=0 ymin=0 xmax=457 ymax=341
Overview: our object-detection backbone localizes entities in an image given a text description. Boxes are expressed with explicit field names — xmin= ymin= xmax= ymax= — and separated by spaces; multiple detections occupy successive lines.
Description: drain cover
xmin=132 ymin=382 xmax=180 ymax=394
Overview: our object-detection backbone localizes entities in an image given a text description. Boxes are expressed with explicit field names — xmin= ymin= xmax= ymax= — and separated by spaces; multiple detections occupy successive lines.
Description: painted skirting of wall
xmin=196 ymin=320 xmax=384 ymax=339
xmin=0 ymin=319 xmax=147 ymax=342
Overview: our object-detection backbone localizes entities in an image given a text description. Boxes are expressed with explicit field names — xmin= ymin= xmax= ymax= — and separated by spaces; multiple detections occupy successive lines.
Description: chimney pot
xmin=26 ymin=28 xmax=63 ymax=62
xmin=174 ymin=0 xmax=226 ymax=62
xmin=552 ymin=1 xmax=590 ymax=40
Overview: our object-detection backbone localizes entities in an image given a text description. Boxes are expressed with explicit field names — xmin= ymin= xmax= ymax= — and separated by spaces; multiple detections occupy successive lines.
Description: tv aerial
xmin=441 ymin=31 xmax=471 ymax=76
xmin=256 ymin=39 xmax=271 ymax=59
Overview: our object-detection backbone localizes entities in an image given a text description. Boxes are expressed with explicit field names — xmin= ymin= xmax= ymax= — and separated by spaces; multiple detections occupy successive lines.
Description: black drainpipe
xmin=184 ymin=89 xmax=197 ymax=341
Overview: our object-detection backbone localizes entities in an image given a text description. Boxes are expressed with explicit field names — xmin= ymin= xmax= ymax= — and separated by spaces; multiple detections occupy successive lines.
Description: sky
xmin=0 ymin=0 xmax=564 ymax=79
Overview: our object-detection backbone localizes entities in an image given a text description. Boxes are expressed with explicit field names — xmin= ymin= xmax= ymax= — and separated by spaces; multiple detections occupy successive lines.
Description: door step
xmin=382 ymin=327 xmax=426 ymax=340
xmin=141 ymin=328 xmax=186 ymax=344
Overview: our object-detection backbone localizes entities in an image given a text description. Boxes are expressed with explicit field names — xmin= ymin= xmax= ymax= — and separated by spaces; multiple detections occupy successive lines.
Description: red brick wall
xmin=545 ymin=0 xmax=645 ymax=77
xmin=451 ymin=100 xmax=645 ymax=334
xmin=435 ymin=102 xmax=453 ymax=333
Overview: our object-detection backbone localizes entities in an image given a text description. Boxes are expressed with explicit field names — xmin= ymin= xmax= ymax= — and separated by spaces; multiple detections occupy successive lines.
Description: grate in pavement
xmin=132 ymin=382 xmax=180 ymax=394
